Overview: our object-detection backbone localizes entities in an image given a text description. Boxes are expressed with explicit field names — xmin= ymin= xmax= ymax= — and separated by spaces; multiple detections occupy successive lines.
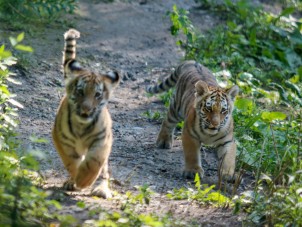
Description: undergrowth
xmin=0 ymin=0 xmax=77 ymax=21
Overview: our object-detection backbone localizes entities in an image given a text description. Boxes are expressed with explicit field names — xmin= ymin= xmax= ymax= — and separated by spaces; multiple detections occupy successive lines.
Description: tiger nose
xmin=210 ymin=115 xmax=220 ymax=128
xmin=80 ymin=102 xmax=94 ymax=116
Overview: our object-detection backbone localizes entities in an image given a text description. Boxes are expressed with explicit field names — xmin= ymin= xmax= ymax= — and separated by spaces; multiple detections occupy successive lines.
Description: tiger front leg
xmin=91 ymin=159 xmax=112 ymax=199
xmin=181 ymin=127 xmax=204 ymax=179
xmin=217 ymin=141 xmax=236 ymax=182
xmin=54 ymin=142 xmax=82 ymax=191
xmin=75 ymin=144 xmax=112 ymax=199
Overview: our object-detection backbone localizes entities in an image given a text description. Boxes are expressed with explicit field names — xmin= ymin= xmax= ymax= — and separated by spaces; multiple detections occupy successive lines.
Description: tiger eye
xmin=95 ymin=92 xmax=102 ymax=99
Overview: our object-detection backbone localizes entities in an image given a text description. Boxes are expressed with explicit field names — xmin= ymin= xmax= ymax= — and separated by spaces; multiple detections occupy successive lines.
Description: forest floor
xmin=2 ymin=0 xmax=273 ymax=225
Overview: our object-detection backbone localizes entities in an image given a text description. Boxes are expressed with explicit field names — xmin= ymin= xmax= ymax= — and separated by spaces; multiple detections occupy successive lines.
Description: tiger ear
xmin=64 ymin=60 xmax=83 ymax=85
xmin=103 ymin=70 xmax=120 ymax=89
xmin=195 ymin=81 xmax=209 ymax=96
xmin=226 ymin=85 xmax=239 ymax=100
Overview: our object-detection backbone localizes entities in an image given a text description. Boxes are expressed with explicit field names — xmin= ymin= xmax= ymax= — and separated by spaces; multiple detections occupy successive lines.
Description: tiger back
xmin=147 ymin=60 xmax=239 ymax=181
xmin=52 ymin=29 xmax=120 ymax=198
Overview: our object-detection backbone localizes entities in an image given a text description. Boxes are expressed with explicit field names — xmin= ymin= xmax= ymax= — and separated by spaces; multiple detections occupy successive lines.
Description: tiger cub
xmin=52 ymin=29 xmax=120 ymax=198
xmin=147 ymin=60 xmax=239 ymax=181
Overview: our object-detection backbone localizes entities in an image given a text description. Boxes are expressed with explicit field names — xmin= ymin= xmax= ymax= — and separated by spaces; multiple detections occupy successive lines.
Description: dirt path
xmin=9 ymin=0 xmax=244 ymax=225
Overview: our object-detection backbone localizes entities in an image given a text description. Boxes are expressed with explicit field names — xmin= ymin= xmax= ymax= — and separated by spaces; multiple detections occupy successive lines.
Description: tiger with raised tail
xmin=52 ymin=29 xmax=120 ymax=198
xmin=147 ymin=60 xmax=239 ymax=182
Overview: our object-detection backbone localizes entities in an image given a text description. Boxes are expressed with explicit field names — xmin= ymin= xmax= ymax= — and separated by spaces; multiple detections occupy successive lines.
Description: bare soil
xmin=5 ymin=0 xmax=254 ymax=225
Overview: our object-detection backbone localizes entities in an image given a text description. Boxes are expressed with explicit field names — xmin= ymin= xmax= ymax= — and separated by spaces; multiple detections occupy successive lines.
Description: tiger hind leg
xmin=156 ymin=100 xmax=179 ymax=149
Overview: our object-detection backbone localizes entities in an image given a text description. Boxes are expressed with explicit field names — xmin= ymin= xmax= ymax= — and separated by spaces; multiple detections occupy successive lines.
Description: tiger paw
xmin=156 ymin=136 xmax=173 ymax=149
xmin=91 ymin=185 xmax=112 ymax=199
xmin=63 ymin=179 xmax=78 ymax=191
xmin=183 ymin=166 xmax=204 ymax=179
xmin=220 ymin=172 xmax=238 ymax=184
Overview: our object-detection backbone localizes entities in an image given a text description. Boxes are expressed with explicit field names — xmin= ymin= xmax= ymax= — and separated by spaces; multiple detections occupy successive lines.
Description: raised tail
xmin=146 ymin=70 xmax=179 ymax=94
xmin=62 ymin=29 xmax=82 ymax=81
xmin=63 ymin=29 xmax=80 ymax=64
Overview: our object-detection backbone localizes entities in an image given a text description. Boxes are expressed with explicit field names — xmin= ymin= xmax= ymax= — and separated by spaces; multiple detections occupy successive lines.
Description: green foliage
xmin=143 ymin=110 xmax=163 ymax=121
xmin=169 ymin=2 xmax=302 ymax=105
xmin=167 ymin=174 xmax=232 ymax=207
xmin=121 ymin=184 xmax=154 ymax=208
xmin=84 ymin=209 xmax=181 ymax=227
xmin=84 ymin=186 xmax=185 ymax=227
xmin=234 ymin=98 xmax=301 ymax=178
xmin=0 ymin=34 xmax=77 ymax=226
xmin=0 ymin=0 xmax=78 ymax=24
xmin=243 ymin=171 xmax=302 ymax=226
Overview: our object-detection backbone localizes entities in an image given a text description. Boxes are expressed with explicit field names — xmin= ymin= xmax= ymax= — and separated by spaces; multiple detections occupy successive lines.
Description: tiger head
xmin=194 ymin=81 xmax=239 ymax=135
xmin=64 ymin=61 xmax=120 ymax=122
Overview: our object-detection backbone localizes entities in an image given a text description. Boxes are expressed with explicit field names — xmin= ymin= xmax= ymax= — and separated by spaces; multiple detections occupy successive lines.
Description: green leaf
xmin=279 ymin=7 xmax=296 ymax=18
xmin=297 ymin=66 xmax=302 ymax=77
xmin=16 ymin=32 xmax=24 ymax=43
xmin=8 ymin=98 xmax=24 ymax=108
xmin=235 ymin=98 xmax=254 ymax=113
xmin=15 ymin=44 xmax=34 ymax=52
xmin=76 ymin=201 xmax=86 ymax=209
xmin=9 ymin=37 xmax=17 ymax=47
xmin=261 ymin=111 xmax=286 ymax=122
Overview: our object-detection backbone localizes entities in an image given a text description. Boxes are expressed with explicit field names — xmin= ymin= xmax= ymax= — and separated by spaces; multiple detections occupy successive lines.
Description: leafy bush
xmin=169 ymin=1 xmax=302 ymax=106
xmin=0 ymin=0 xmax=78 ymax=22
xmin=0 ymin=34 xmax=76 ymax=226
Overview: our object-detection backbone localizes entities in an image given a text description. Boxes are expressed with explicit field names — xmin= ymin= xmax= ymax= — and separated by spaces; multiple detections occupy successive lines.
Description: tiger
xmin=52 ymin=29 xmax=120 ymax=199
xmin=147 ymin=60 xmax=239 ymax=182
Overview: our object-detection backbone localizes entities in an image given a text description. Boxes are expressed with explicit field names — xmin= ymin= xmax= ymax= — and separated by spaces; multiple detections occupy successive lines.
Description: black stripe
xmin=216 ymin=140 xmax=233 ymax=148
xmin=166 ymin=77 xmax=173 ymax=87
xmin=67 ymin=104 xmax=76 ymax=137
xmin=89 ymin=127 xmax=106 ymax=140
xmin=68 ymin=151 xmax=80 ymax=159
xmin=91 ymin=157 xmax=101 ymax=166
xmin=61 ymin=132 xmax=75 ymax=143
xmin=214 ymin=134 xmax=227 ymax=143
xmin=66 ymin=44 xmax=75 ymax=49
xmin=65 ymin=37 xmax=75 ymax=41
xmin=88 ymin=133 xmax=107 ymax=150
xmin=170 ymin=72 xmax=178 ymax=83
xmin=81 ymin=114 xmax=100 ymax=137
xmin=159 ymin=83 xmax=164 ymax=91
xmin=60 ymin=140 xmax=75 ymax=149
xmin=65 ymin=50 xmax=74 ymax=55
xmin=190 ymin=127 xmax=200 ymax=141
xmin=86 ymin=161 xmax=90 ymax=170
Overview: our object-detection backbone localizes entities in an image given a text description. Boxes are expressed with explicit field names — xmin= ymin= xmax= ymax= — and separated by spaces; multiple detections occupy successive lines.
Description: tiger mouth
xmin=77 ymin=111 xmax=93 ymax=119
xmin=80 ymin=113 xmax=90 ymax=118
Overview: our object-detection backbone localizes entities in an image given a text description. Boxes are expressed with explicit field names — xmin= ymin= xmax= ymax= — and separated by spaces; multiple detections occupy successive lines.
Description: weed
xmin=143 ymin=110 xmax=163 ymax=121
xmin=167 ymin=174 xmax=233 ymax=207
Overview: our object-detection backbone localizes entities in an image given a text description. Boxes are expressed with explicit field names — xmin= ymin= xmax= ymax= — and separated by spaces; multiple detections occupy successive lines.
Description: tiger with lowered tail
xmin=147 ymin=60 xmax=239 ymax=182
xmin=52 ymin=29 xmax=120 ymax=198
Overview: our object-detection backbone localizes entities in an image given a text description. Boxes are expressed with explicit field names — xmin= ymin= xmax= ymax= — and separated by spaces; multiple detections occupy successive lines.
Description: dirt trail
xmin=9 ymin=0 xmax=244 ymax=225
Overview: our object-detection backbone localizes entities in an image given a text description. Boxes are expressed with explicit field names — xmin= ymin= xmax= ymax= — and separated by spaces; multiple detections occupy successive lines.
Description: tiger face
xmin=195 ymin=81 xmax=238 ymax=135
xmin=66 ymin=70 xmax=119 ymax=123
